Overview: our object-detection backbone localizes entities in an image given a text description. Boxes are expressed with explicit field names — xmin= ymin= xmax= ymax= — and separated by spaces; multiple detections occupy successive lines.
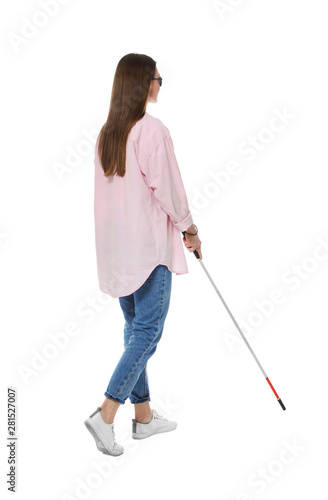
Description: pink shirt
xmin=94 ymin=111 xmax=194 ymax=298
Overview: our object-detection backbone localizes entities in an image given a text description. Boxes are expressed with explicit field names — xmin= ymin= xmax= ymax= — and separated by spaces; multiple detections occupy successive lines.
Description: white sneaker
xmin=84 ymin=407 xmax=124 ymax=456
xmin=132 ymin=409 xmax=177 ymax=440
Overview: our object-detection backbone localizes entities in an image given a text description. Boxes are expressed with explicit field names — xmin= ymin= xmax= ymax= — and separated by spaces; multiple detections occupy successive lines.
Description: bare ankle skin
xmin=134 ymin=401 xmax=152 ymax=423
xmin=100 ymin=397 xmax=120 ymax=424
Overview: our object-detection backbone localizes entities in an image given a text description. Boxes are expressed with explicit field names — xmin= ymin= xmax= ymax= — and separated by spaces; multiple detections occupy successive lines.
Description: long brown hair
xmin=97 ymin=53 xmax=156 ymax=177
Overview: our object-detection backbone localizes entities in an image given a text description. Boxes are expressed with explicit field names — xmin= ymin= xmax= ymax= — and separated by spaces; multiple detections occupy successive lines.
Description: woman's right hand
xmin=183 ymin=225 xmax=202 ymax=259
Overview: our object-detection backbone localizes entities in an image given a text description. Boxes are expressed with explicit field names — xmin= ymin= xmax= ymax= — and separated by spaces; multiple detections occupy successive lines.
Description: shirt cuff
xmin=172 ymin=211 xmax=194 ymax=233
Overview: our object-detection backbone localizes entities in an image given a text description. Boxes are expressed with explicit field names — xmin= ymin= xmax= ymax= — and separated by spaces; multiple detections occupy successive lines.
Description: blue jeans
xmin=104 ymin=264 xmax=172 ymax=405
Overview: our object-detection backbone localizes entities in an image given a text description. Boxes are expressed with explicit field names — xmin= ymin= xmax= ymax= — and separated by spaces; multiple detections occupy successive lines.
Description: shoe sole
xmin=132 ymin=422 xmax=177 ymax=440
xmin=84 ymin=418 xmax=123 ymax=456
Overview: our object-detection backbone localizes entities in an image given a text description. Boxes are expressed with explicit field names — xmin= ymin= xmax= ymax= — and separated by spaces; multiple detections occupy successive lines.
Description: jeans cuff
xmin=104 ymin=391 xmax=126 ymax=405
xmin=129 ymin=396 xmax=151 ymax=404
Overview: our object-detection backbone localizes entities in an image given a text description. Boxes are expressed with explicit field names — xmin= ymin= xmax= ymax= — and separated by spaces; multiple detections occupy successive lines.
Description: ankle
xmin=135 ymin=413 xmax=152 ymax=424
xmin=100 ymin=410 xmax=114 ymax=424
xmin=102 ymin=417 xmax=114 ymax=424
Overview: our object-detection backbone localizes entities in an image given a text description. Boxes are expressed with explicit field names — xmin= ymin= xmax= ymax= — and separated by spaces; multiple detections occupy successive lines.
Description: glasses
xmin=152 ymin=76 xmax=163 ymax=87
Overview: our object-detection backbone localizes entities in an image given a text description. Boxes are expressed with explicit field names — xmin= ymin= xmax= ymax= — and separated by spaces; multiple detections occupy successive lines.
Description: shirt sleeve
xmin=140 ymin=134 xmax=194 ymax=232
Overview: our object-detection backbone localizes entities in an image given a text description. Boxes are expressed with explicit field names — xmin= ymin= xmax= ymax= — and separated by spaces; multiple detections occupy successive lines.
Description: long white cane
xmin=182 ymin=231 xmax=286 ymax=411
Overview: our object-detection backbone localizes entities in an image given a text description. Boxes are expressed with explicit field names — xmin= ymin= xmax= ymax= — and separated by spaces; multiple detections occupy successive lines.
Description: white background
xmin=1 ymin=0 xmax=328 ymax=499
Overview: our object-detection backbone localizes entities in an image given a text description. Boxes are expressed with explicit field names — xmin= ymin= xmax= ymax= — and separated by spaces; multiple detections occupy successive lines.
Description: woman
xmin=84 ymin=53 xmax=202 ymax=456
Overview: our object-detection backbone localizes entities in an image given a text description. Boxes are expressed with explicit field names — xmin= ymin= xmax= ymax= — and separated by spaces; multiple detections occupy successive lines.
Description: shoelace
xmin=99 ymin=411 xmax=117 ymax=440
xmin=110 ymin=425 xmax=116 ymax=441
xmin=110 ymin=425 xmax=120 ymax=449
xmin=153 ymin=410 xmax=169 ymax=422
